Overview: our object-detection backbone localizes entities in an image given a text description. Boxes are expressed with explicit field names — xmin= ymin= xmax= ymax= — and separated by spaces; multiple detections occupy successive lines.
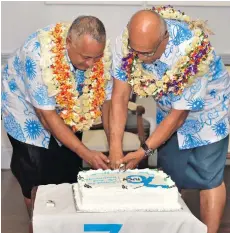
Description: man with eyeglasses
xmin=109 ymin=8 xmax=229 ymax=233
xmin=127 ymin=30 xmax=169 ymax=58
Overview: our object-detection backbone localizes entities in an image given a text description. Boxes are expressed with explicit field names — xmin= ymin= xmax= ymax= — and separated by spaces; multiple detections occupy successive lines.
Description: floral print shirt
xmin=1 ymin=25 xmax=113 ymax=148
xmin=112 ymin=19 xmax=230 ymax=149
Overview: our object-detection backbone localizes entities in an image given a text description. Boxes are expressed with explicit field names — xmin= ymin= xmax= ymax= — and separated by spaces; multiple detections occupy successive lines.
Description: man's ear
xmin=66 ymin=36 xmax=71 ymax=49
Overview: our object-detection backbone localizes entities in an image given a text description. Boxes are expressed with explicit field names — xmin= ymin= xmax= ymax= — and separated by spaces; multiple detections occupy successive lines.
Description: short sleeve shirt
xmin=112 ymin=19 xmax=230 ymax=150
xmin=1 ymin=25 xmax=113 ymax=148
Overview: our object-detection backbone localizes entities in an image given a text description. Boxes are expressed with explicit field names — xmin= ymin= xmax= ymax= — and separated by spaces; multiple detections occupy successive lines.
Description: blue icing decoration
xmin=126 ymin=175 xmax=169 ymax=188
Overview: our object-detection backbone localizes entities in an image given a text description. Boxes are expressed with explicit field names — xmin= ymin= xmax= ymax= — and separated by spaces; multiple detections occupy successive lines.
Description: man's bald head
xmin=128 ymin=10 xmax=166 ymax=54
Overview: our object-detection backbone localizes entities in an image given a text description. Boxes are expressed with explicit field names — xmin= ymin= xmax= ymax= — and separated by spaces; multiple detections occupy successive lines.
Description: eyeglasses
xmin=127 ymin=30 xmax=169 ymax=57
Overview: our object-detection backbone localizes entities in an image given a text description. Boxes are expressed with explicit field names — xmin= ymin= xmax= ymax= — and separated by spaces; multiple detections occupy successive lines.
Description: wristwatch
xmin=141 ymin=142 xmax=154 ymax=157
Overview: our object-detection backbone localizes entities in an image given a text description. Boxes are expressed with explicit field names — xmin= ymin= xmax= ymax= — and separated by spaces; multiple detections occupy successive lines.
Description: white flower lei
xmin=121 ymin=6 xmax=214 ymax=99
xmin=38 ymin=23 xmax=111 ymax=131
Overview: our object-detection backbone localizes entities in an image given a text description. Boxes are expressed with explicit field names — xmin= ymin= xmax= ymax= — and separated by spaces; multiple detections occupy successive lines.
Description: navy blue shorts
xmin=157 ymin=133 xmax=228 ymax=190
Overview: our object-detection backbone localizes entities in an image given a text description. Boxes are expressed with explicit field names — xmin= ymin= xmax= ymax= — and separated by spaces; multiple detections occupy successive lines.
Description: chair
xmin=87 ymin=92 xmax=151 ymax=139
xmin=82 ymin=99 xmax=149 ymax=169
xmin=126 ymin=93 xmax=151 ymax=140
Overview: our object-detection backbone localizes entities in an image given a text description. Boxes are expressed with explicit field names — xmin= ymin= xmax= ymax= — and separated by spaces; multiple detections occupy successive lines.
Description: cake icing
xmin=73 ymin=168 xmax=182 ymax=212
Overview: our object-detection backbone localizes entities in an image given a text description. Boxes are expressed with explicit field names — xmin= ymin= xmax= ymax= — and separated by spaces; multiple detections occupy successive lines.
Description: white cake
xmin=73 ymin=168 xmax=181 ymax=212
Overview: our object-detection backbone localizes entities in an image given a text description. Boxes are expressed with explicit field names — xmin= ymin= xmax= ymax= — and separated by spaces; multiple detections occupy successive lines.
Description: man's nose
xmin=85 ymin=58 xmax=94 ymax=68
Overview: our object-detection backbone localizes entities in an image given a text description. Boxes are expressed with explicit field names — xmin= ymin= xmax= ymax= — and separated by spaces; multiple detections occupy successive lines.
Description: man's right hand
xmin=108 ymin=152 xmax=124 ymax=170
xmin=86 ymin=150 xmax=110 ymax=170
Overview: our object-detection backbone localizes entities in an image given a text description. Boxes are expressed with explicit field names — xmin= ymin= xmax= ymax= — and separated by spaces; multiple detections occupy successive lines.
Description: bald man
xmin=109 ymin=8 xmax=230 ymax=233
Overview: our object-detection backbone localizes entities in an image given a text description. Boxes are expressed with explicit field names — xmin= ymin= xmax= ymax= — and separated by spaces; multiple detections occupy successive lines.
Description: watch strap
xmin=141 ymin=142 xmax=154 ymax=157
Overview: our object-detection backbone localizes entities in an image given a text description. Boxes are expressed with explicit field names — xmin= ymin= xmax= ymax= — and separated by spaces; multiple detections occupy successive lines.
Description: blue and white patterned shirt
xmin=1 ymin=25 xmax=113 ymax=148
xmin=112 ymin=19 xmax=230 ymax=150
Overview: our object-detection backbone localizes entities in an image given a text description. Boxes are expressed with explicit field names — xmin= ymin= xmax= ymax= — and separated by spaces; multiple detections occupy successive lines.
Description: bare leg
xmin=200 ymin=182 xmax=226 ymax=233
xmin=181 ymin=189 xmax=186 ymax=200
xmin=29 ymin=222 xmax=33 ymax=233
xmin=24 ymin=197 xmax=33 ymax=233
xmin=24 ymin=197 xmax=32 ymax=217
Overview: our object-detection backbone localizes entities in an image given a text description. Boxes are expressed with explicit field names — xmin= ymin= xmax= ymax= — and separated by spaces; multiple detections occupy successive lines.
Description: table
xmin=32 ymin=183 xmax=207 ymax=233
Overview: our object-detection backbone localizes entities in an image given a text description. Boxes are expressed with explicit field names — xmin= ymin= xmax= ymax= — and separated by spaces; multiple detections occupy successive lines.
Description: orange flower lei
xmin=39 ymin=23 xmax=111 ymax=132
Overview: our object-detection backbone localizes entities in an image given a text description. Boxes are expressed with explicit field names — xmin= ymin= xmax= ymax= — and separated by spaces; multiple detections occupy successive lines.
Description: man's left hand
xmin=116 ymin=150 xmax=145 ymax=170
xmin=108 ymin=152 xmax=124 ymax=170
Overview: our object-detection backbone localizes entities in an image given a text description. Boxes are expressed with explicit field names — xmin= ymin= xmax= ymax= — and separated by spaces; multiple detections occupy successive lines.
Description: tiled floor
xmin=1 ymin=170 xmax=30 ymax=233
xmin=183 ymin=166 xmax=230 ymax=233
xmin=1 ymin=167 xmax=230 ymax=233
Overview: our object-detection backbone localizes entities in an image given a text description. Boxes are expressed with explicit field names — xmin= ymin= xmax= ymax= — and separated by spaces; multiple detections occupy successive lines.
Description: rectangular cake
xmin=73 ymin=168 xmax=181 ymax=212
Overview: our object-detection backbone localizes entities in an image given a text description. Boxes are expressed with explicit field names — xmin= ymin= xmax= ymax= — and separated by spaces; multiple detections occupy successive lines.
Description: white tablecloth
xmin=33 ymin=183 xmax=207 ymax=233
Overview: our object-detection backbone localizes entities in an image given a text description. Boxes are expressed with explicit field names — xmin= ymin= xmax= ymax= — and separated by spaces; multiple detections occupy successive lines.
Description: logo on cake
xmin=125 ymin=175 xmax=169 ymax=188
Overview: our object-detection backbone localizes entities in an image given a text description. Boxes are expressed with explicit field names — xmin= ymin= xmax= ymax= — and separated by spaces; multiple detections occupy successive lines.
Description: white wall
xmin=1 ymin=1 xmax=141 ymax=53
xmin=2 ymin=1 xmax=230 ymax=58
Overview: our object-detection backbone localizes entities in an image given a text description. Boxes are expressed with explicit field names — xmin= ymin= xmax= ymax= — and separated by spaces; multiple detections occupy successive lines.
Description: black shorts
xmin=8 ymin=133 xmax=83 ymax=199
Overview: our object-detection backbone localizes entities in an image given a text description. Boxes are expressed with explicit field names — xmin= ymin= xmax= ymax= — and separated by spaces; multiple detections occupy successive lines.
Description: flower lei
xmin=121 ymin=6 xmax=214 ymax=100
xmin=39 ymin=23 xmax=111 ymax=132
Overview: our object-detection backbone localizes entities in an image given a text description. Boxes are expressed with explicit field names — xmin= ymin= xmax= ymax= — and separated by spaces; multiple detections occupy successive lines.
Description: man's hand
xmin=116 ymin=150 xmax=145 ymax=170
xmin=108 ymin=152 xmax=124 ymax=170
xmin=86 ymin=151 xmax=110 ymax=170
